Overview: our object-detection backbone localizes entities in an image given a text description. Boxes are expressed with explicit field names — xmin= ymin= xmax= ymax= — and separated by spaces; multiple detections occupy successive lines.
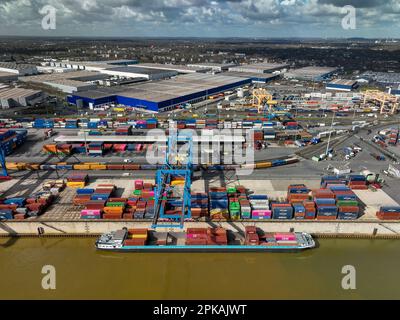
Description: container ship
xmin=95 ymin=227 xmax=316 ymax=252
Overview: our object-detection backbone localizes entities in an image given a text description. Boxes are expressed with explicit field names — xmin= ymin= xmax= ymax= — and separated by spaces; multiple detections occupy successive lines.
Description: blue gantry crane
xmin=151 ymin=131 xmax=193 ymax=229
xmin=0 ymin=146 xmax=8 ymax=178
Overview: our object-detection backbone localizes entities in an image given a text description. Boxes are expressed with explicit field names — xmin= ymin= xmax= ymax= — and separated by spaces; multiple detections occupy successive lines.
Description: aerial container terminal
xmin=0 ymin=59 xmax=400 ymax=249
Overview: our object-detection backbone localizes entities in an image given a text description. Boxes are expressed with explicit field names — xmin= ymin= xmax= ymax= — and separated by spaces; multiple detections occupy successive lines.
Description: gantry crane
xmin=0 ymin=147 xmax=8 ymax=179
xmin=362 ymin=90 xmax=399 ymax=114
xmin=252 ymin=88 xmax=278 ymax=119
xmin=151 ymin=131 xmax=193 ymax=229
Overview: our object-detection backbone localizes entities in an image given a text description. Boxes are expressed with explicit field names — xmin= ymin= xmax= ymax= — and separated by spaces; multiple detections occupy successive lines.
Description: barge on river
xmin=95 ymin=227 xmax=316 ymax=252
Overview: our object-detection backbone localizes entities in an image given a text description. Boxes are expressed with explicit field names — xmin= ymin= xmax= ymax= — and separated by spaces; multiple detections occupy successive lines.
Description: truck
xmin=44 ymin=128 xmax=55 ymax=140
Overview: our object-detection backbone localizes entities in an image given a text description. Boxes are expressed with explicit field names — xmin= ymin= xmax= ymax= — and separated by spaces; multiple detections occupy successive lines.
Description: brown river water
xmin=0 ymin=237 xmax=399 ymax=299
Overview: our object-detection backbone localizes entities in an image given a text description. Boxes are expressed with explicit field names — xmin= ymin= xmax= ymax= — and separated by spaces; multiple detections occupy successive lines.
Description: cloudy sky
xmin=0 ymin=0 xmax=399 ymax=38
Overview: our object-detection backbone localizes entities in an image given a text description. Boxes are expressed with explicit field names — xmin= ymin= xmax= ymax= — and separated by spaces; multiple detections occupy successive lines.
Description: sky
xmin=0 ymin=0 xmax=399 ymax=38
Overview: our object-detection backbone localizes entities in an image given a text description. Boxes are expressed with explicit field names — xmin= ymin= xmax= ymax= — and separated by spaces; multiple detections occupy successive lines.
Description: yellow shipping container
xmin=67 ymin=182 xmax=86 ymax=188
xmin=130 ymin=234 xmax=148 ymax=239
xmin=90 ymin=164 xmax=107 ymax=170
xmin=73 ymin=164 xmax=90 ymax=170
xmin=171 ymin=180 xmax=185 ymax=186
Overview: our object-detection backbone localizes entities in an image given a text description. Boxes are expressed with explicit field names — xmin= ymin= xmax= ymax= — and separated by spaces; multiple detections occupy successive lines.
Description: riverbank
xmin=1 ymin=220 xmax=400 ymax=239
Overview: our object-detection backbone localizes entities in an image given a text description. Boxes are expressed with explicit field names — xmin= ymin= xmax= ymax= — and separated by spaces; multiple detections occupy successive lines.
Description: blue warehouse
xmin=68 ymin=73 xmax=252 ymax=112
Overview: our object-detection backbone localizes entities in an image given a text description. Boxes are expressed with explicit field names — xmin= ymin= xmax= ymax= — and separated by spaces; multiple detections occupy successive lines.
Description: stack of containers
xmin=303 ymin=200 xmax=316 ymax=219
xmin=104 ymin=198 xmax=126 ymax=219
xmin=125 ymin=229 xmax=148 ymax=246
xmin=286 ymin=121 xmax=299 ymax=130
xmin=330 ymin=185 xmax=360 ymax=220
xmin=287 ymin=184 xmax=310 ymax=203
xmin=88 ymin=121 xmax=98 ymax=129
xmin=235 ymin=186 xmax=251 ymax=219
xmin=88 ymin=142 xmax=104 ymax=156
xmin=376 ymin=206 xmax=400 ymax=220
xmin=115 ymin=125 xmax=132 ymax=135
xmin=293 ymin=203 xmax=306 ymax=220
xmin=389 ymin=129 xmax=399 ymax=146
xmin=185 ymin=228 xmax=207 ymax=245
xmin=113 ymin=144 xmax=127 ymax=152
xmin=146 ymin=119 xmax=158 ymax=129
xmin=205 ymin=119 xmax=218 ymax=130
xmin=348 ymin=175 xmax=368 ymax=190
xmin=253 ymin=130 xmax=264 ymax=141
xmin=320 ymin=175 xmax=349 ymax=188
xmin=228 ymin=194 xmax=241 ymax=220
xmin=206 ymin=227 xmax=228 ymax=245
xmin=209 ymin=187 xmax=229 ymax=221
xmin=33 ymin=119 xmax=54 ymax=128
xmin=271 ymin=202 xmax=293 ymax=219
xmin=245 ymin=226 xmax=259 ymax=245
xmin=196 ymin=119 xmax=206 ymax=129
xmin=249 ymin=195 xmax=271 ymax=219
xmin=65 ymin=119 xmax=79 ymax=129
xmin=67 ymin=173 xmax=89 ymax=188
xmin=74 ymin=188 xmax=94 ymax=206
xmin=135 ymin=120 xmax=147 ymax=129
xmin=313 ymin=189 xmax=337 ymax=220
xmin=191 ymin=193 xmax=209 ymax=218
xmin=263 ymin=129 xmax=276 ymax=140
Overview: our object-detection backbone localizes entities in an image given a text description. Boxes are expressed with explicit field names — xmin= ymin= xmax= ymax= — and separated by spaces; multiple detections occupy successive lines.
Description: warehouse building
xmin=0 ymin=72 xmax=18 ymax=82
xmin=223 ymin=71 xmax=279 ymax=84
xmin=49 ymin=59 xmax=138 ymax=70
xmin=0 ymin=62 xmax=38 ymax=76
xmin=0 ymin=87 xmax=45 ymax=109
xmin=19 ymin=71 xmax=108 ymax=93
xmin=68 ymin=73 xmax=251 ymax=112
xmin=138 ymin=63 xmax=211 ymax=74
xmin=228 ymin=61 xmax=288 ymax=74
xmin=326 ymin=79 xmax=359 ymax=92
xmin=284 ymin=66 xmax=338 ymax=81
xmin=42 ymin=80 xmax=97 ymax=94
xmin=99 ymin=66 xmax=177 ymax=80
xmin=390 ymin=86 xmax=400 ymax=96
xmin=187 ymin=63 xmax=237 ymax=72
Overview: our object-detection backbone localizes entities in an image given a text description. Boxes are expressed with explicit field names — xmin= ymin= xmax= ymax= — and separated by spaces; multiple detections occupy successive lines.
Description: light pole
xmin=325 ymin=111 xmax=336 ymax=157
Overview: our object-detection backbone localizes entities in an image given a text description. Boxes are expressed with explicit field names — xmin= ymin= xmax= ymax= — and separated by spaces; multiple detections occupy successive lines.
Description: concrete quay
xmin=1 ymin=220 xmax=400 ymax=239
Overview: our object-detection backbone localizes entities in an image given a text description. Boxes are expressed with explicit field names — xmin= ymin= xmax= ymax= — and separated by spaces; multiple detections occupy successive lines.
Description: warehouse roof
xmin=104 ymin=66 xmax=175 ymax=75
xmin=138 ymin=63 xmax=210 ymax=73
xmin=116 ymin=73 xmax=250 ymax=102
xmin=285 ymin=66 xmax=338 ymax=78
xmin=223 ymin=71 xmax=278 ymax=80
xmin=0 ymin=87 xmax=42 ymax=99
xmin=327 ymin=79 xmax=358 ymax=86
xmin=229 ymin=62 xmax=288 ymax=72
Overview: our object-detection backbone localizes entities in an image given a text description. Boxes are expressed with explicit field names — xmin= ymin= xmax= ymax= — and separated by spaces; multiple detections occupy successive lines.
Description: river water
xmin=0 ymin=237 xmax=399 ymax=299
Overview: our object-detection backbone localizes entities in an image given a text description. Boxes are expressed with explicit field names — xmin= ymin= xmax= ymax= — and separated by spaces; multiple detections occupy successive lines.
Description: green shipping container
xmin=106 ymin=202 xmax=125 ymax=207
xmin=133 ymin=190 xmax=142 ymax=196
xmin=337 ymin=200 xmax=359 ymax=207
xmin=227 ymin=187 xmax=237 ymax=194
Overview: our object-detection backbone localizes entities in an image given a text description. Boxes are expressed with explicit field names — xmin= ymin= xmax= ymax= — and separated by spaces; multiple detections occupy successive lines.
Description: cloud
xmin=0 ymin=0 xmax=398 ymax=37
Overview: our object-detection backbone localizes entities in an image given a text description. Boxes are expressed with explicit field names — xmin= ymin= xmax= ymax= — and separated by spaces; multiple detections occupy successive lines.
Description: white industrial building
xmin=0 ymin=72 xmax=18 ymax=82
xmin=42 ymin=79 xmax=97 ymax=94
xmin=187 ymin=63 xmax=237 ymax=72
xmin=228 ymin=61 xmax=288 ymax=74
xmin=138 ymin=63 xmax=211 ymax=74
xmin=284 ymin=66 xmax=338 ymax=81
xmin=0 ymin=87 xmax=45 ymax=109
xmin=0 ymin=62 xmax=38 ymax=76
